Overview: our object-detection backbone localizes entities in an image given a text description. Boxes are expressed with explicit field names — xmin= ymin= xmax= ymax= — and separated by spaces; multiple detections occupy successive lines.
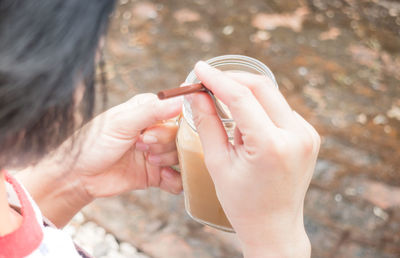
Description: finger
xmin=194 ymin=61 xmax=276 ymax=146
xmin=147 ymin=151 xmax=179 ymax=167
xmin=136 ymin=123 xmax=178 ymax=153
xmin=144 ymin=154 xmax=162 ymax=187
xmin=136 ymin=141 xmax=176 ymax=154
xmin=133 ymin=149 xmax=150 ymax=189
xmin=141 ymin=121 xmax=178 ymax=144
xmin=188 ymin=92 xmax=229 ymax=172
xmin=225 ymin=72 xmax=296 ymax=129
xmin=159 ymin=167 xmax=183 ymax=194
xmin=109 ymin=94 xmax=182 ymax=137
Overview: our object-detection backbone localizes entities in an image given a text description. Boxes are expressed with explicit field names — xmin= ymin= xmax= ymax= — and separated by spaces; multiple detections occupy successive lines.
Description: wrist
xmin=15 ymin=160 xmax=93 ymax=227
xmin=242 ymin=229 xmax=310 ymax=258
xmin=236 ymin=213 xmax=310 ymax=258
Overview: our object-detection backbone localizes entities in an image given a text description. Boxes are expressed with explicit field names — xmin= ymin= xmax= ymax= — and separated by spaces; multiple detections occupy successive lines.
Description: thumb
xmin=189 ymin=92 xmax=229 ymax=176
xmin=107 ymin=93 xmax=182 ymax=138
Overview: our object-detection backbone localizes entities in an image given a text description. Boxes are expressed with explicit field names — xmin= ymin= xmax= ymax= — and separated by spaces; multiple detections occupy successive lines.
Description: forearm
xmin=15 ymin=160 xmax=93 ymax=228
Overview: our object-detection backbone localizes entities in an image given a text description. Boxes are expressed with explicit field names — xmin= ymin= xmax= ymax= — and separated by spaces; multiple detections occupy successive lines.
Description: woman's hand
xmin=17 ymin=93 xmax=183 ymax=226
xmin=73 ymin=93 xmax=183 ymax=197
xmin=189 ymin=62 xmax=319 ymax=258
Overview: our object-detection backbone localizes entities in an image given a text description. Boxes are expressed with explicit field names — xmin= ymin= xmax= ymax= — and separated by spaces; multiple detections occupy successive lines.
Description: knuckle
xmin=266 ymin=139 xmax=287 ymax=159
xmin=230 ymin=87 xmax=252 ymax=107
xmin=146 ymin=99 xmax=163 ymax=119
xmin=253 ymin=134 xmax=271 ymax=152
xmin=299 ymin=135 xmax=314 ymax=156
xmin=148 ymin=96 xmax=160 ymax=108
xmin=247 ymin=128 xmax=281 ymax=158
xmin=136 ymin=93 xmax=157 ymax=101
xmin=131 ymin=93 xmax=158 ymax=107
xmin=125 ymin=94 xmax=158 ymax=115
xmin=192 ymin=110 xmax=208 ymax=129
xmin=273 ymin=141 xmax=287 ymax=158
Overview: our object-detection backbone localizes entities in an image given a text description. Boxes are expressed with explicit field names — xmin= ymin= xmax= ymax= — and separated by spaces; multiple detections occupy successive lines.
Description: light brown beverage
xmin=177 ymin=55 xmax=278 ymax=232
xmin=177 ymin=116 xmax=233 ymax=231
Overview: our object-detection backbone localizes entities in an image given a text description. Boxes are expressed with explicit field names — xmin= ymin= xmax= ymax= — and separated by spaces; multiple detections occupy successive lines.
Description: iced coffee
xmin=176 ymin=55 xmax=278 ymax=232
xmin=177 ymin=115 xmax=233 ymax=231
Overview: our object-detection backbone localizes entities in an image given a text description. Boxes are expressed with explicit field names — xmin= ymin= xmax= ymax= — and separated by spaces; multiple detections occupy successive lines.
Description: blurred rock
xmin=222 ymin=25 xmax=234 ymax=35
xmin=249 ymin=30 xmax=271 ymax=43
xmin=356 ymin=113 xmax=368 ymax=124
xmin=373 ymin=114 xmax=388 ymax=125
xmin=319 ymin=27 xmax=341 ymax=40
xmin=81 ymin=192 xmax=242 ymax=258
xmin=312 ymin=159 xmax=342 ymax=187
xmin=173 ymin=9 xmax=201 ymax=23
xmin=387 ymin=105 xmax=400 ymax=121
xmin=304 ymin=216 xmax=341 ymax=258
xmin=193 ymin=28 xmax=214 ymax=43
xmin=132 ymin=2 xmax=158 ymax=20
xmin=358 ymin=179 xmax=400 ymax=210
xmin=251 ymin=7 xmax=309 ymax=32
xmin=336 ymin=242 xmax=398 ymax=258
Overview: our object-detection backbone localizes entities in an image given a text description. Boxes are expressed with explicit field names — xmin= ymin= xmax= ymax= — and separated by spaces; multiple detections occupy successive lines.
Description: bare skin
xmin=1 ymin=62 xmax=318 ymax=258
xmin=189 ymin=61 xmax=319 ymax=258
xmin=1 ymin=93 xmax=183 ymax=228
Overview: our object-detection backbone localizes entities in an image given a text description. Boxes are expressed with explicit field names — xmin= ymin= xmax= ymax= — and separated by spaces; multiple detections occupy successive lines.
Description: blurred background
xmin=64 ymin=0 xmax=400 ymax=257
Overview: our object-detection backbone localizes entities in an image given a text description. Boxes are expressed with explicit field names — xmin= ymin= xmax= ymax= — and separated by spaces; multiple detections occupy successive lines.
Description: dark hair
xmin=0 ymin=0 xmax=116 ymax=168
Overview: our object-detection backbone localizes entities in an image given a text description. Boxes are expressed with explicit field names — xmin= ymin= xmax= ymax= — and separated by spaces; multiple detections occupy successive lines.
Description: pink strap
xmin=0 ymin=171 xmax=44 ymax=258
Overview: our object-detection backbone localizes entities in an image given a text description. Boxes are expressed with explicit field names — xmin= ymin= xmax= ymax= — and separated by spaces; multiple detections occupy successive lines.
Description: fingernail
xmin=142 ymin=134 xmax=158 ymax=144
xmin=148 ymin=154 xmax=162 ymax=164
xmin=136 ymin=142 xmax=149 ymax=151
xmin=195 ymin=61 xmax=210 ymax=72
xmin=195 ymin=61 xmax=218 ymax=72
xmin=195 ymin=60 xmax=208 ymax=68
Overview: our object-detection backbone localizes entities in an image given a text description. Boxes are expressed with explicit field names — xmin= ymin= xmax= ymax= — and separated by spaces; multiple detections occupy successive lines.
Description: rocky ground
xmin=68 ymin=0 xmax=400 ymax=257
xmin=65 ymin=213 xmax=149 ymax=258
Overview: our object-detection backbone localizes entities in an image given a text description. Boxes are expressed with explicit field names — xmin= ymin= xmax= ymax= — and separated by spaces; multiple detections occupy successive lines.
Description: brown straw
xmin=157 ymin=83 xmax=207 ymax=100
